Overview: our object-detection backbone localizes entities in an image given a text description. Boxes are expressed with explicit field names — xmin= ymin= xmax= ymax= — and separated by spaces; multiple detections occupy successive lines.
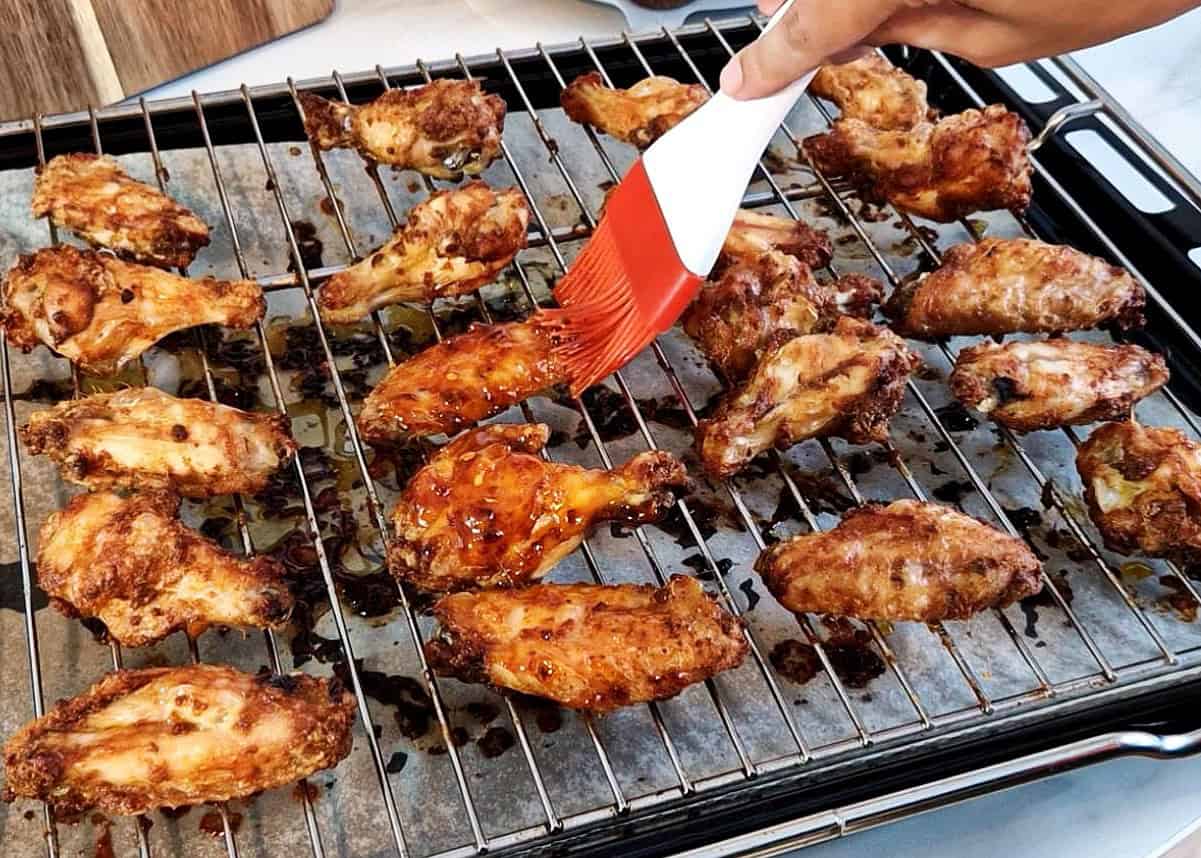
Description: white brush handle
xmin=642 ymin=0 xmax=815 ymax=276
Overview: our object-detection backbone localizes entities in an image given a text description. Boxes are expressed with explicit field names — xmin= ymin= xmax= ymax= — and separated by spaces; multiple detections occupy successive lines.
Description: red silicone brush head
xmin=540 ymin=159 xmax=704 ymax=396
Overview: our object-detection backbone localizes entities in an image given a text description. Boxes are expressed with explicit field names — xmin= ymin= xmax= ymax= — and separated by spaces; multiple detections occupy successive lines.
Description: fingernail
xmin=719 ymin=56 xmax=743 ymax=94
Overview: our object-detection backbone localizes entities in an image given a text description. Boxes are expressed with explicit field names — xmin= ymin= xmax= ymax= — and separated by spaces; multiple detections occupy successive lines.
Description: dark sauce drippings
xmin=770 ymin=628 xmax=885 ymax=690
xmin=933 ymin=401 xmax=979 ymax=432
xmin=477 ymin=726 xmax=516 ymax=758
xmin=932 ymin=480 xmax=974 ymax=505
xmin=287 ymin=220 xmax=324 ymax=273
xmin=333 ymin=660 xmax=433 ymax=740
xmin=198 ymin=810 xmax=242 ymax=839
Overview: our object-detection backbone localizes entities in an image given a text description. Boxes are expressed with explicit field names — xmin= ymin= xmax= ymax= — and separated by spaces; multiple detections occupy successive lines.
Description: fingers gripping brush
xmin=540 ymin=0 xmax=816 ymax=395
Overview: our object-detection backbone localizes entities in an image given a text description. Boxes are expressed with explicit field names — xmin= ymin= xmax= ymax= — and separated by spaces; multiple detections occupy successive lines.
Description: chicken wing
xmin=358 ymin=319 xmax=565 ymax=442
xmin=20 ymin=387 xmax=297 ymax=498
xmin=804 ymin=105 xmax=1032 ymax=222
xmin=950 ymin=339 xmax=1168 ymax=432
xmin=696 ymin=317 xmax=919 ymax=479
xmin=811 ymin=54 xmax=934 ymax=130
xmin=1077 ymin=420 xmax=1201 ymax=562
xmin=318 ymin=182 xmax=529 ymax=324
xmin=425 ymin=575 xmax=746 ymax=711
xmin=756 ymin=499 xmax=1043 ymax=621
xmin=37 ymin=491 xmax=294 ymax=646
xmin=1 ymin=245 xmax=265 ymax=374
xmin=884 ymin=239 xmax=1146 ymax=337
xmin=298 ymin=79 xmax=505 ymax=179
xmin=32 ymin=154 xmax=210 ymax=268
xmin=3 ymin=664 xmax=355 ymax=815
xmin=719 ymin=208 xmax=833 ymax=272
xmin=560 ymin=71 xmax=708 ymax=148
xmin=388 ymin=423 xmax=688 ymax=593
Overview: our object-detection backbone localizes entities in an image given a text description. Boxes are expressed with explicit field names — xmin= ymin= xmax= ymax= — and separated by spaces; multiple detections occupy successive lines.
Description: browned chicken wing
xmin=719 ymin=208 xmax=833 ymax=272
xmin=885 ymin=239 xmax=1146 ymax=337
xmin=298 ymin=79 xmax=505 ymax=179
xmin=388 ymin=423 xmax=688 ymax=593
xmin=756 ymin=499 xmax=1043 ymax=621
xmin=804 ymin=105 xmax=1032 ymax=222
xmin=1077 ymin=420 xmax=1201 ymax=562
xmin=358 ymin=319 xmax=565 ymax=442
xmin=425 ymin=575 xmax=746 ymax=711
xmin=3 ymin=665 xmax=355 ymax=815
xmin=1 ymin=245 xmax=264 ymax=374
xmin=696 ymin=317 xmax=919 ymax=479
xmin=811 ymin=54 xmax=934 ymax=131
xmin=560 ymin=71 xmax=708 ymax=148
xmin=318 ymin=182 xmax=529 ymax=324
xmin=37 ymin=491 xmax=293 ymax=646
xmin=32 ymin=154 xmax=210 ymax=268
xmin=950 ymin=339 xmax=1168 ymax=432
xmin=21 ymin=387 xmax=297 ymax=498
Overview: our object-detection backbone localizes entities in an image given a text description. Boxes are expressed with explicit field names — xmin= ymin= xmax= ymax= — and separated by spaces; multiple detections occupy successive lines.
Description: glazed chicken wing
xmin=696 ymin=317 xmax=919 ymax=479
xmin=560 ymin=71 xmax=708 ymax=148
xmin=388 ymin=423 xmax=688 ymax=593
xmin=20 ymin=387 xmax=297 ymax=498
xmin=885 ymin=238 xmax=1146 ymax=337
xmin=719 ymin=208 xmax=833 ymax=272
xmin=318 ymin=182 xmax=529 ymax=324
xmin=32 ymin=153 xmax=210 ymax=268
xmin=358 ymin=319 xmax=565 ymax=442
xmin=804 ymin=105 xmax=1032 ymax=222
xmin=3 ymin=665 xmax=355 ymax=815
xmin=756 ymin=499 xmax=1043 ymax=621
xmin=1077 ymin=420 xmax=1201 ymax=562
xmin=298 ymin=79 xmax=505 ymax=179
xmin=1 ymin=245 xmax=264 ymax=374
xmin=950 ymin=339 xmax=1168 ymax=432
xmin=37 ymin=491 xmax=294 ymax=646
xmin=426 ymin=575 xmax=746 ymax=711
xmin=811 ymin=54 xmax=934 ymax=131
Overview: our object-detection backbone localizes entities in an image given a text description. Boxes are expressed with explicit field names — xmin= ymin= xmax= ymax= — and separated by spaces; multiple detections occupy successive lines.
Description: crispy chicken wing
xmin=425 ymin=575 xmax=746 ymax=711
xmin=37 ymin=491 xmax=293 ymax=646
xmin=3 ymin=665 xmax=354 ymax=815
xmin=21 ymin=387 xmax=297 ymax=498
xmin=696 ymin=317 xmax=919 ymax=479
xmin=804 ymin=105 xmax=1032 ymax=222
xmin=298 ymin=79 xmax=505 ymax=179
xmin=560 ymin=71 xmax=708 ymax=148
xmin=358 ymin=319 xmax=565 ymax=442
xmin=1 ymin=245 xmax=264 ymax=374
xmin=950 ymin=339 xmax=1168 ymax=432
xmin=1077 ymin=420 xmax=1201 ymax=562
xmin=885 ymin=238 xmax=1146 ymax=337
xmin=318 ymin=182 xmax=529 ymax=324
xmin=811 ymin=54 xmax=934 ymax=130
xmin=756 ymin=499 xmax=1043 ymax=621
xmin=719 ymin=208 xmax=833 ymax=272
xmin=32 ymin=154 xmax=210 ymax=268
xmin=388 ymin=423 xmax=688 ymax=593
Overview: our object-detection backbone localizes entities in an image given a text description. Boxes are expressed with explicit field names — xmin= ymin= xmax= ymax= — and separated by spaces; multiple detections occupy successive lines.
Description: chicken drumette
xmin=1 ymin=245 xmax=264 ymax=374
xmin=298 ymin=78 xmax=505 ymax=179
xmin=388 ymin=423 xmax=688 ymax=593
xmin=560 ymin=71 xmax=708 ymax=148
xmin=756 ymin=500 xmax=1043 ymax=621
xmin=885 ymin=238 xmax=1146 ymax=337
xmin=318 ymin=182 xmax=529 ymax=324
xmin=32 ymin=153 xmax=210 ymax=268
xmin=426 ymin=575 xmax=746 ymax=711
xmin=719 ymin=208 xmax=833 ymax=272
xmin=811 ymin=54 xmax=934 ymax=131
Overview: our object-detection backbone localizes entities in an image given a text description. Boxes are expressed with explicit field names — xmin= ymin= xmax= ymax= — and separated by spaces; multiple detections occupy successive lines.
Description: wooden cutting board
xmin=0 ymin=0 xmax=334 ymax=120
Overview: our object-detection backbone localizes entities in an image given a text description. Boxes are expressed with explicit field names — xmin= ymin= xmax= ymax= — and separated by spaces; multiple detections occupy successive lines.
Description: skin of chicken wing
xmin=560 ymin=71 xmax=708 ymax=148
xmin=950 ymin=338 xmax=1168 ymax=433
xmin=318 ymin=182 xmax=529 ymax=324
xmin=696 ymin=317 xmax=919 ymax=479
xmin=20 ymin=387 xmax=297 ymax=498
xmin=756 ymin=499 xmax=1043 ymax=621
xmin=388 ymin=422 xmax=688 ymax=593
xmin=37 ymin=491 xmax=294 ymax=647
xmin=1 ymin=245 xmax=265 ymax=374
xmin=803 ymin=104 xmax=1032 ymax=222
xmin=32 ymin=153 xmax=210 ymax=269
xmin=719 ymin=208 xmax=833 ymax=272
xmin=358 ymin=319 xmax=565 ymax=443
xmin=297 ymin=79 xmax=505 ymax=179
xmin=2 ymin=664 xmax=355 ymax=815
xmin=811 ymin=54 xmax=934 ymax=131
xmin=1077 ymin=420 xmax=1201 ymax=562
xmin=884 ymin=238 xmax=1146 ymax=337
xmin=425 ymin=574 xmax=747 ymax=711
